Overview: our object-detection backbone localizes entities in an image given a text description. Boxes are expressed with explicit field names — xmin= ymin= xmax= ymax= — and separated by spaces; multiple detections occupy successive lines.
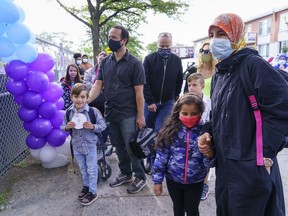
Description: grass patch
xmin=14 ymin=160 xmax=26 ymax=168
xmin=0 ymin=191 xmax=8 ymax=205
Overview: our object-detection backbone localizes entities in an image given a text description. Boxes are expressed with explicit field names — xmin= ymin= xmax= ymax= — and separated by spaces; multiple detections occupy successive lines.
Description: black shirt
xmin=97 ymin=50 xmax=145 ymax=121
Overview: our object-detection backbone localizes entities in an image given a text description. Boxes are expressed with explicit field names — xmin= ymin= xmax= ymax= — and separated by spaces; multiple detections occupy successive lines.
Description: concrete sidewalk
xmin=0 ymin=148 xmax=287 ymax=216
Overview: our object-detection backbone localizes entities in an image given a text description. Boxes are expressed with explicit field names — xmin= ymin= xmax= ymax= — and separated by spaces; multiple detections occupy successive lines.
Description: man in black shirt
xmin=88 ymin=25 xmax=147 ymax=194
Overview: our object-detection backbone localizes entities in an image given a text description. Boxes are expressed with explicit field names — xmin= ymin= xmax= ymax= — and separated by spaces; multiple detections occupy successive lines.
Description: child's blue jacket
xmin=152 ymin=125 xmax=216 ymax=185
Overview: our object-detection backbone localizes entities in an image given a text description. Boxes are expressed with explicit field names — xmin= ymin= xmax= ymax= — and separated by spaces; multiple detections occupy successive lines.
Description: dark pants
xmin=215 ymin=158 xmax=285 ymax=216
xmin=108 ymin=116 xmax=146 ymax=180
xmin=166 ymin=179 xmax=203 ymax=216
xmin=144 ymin=100 xmax=174 ymax=168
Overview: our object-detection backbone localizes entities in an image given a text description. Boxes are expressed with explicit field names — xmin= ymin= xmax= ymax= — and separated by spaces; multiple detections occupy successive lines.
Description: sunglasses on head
xmin=199 ymin=48 xmax=210 ymax=54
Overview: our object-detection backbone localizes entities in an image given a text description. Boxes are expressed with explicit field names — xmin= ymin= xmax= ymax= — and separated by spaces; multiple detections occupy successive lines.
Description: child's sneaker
xmin=80 ymin=192 xmax=98 ymax=206
xmin=201 ymin=184 xmax=209 ymax=201
xmin=78 ymin=186 xmax=89 ymax=200
xmin=127 ymin=177 xmax=146 ymax=194
xmin=109 ymin=173 xmax=133 ymax=187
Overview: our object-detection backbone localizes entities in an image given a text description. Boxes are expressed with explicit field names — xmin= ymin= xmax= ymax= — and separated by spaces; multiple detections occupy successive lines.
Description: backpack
xmin=240 ymin=54 xmax=288 ymax=166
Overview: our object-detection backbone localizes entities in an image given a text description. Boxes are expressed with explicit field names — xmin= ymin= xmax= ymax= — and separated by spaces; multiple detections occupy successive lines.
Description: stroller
xmin=96 ymin=126 xmax=113 ymax=183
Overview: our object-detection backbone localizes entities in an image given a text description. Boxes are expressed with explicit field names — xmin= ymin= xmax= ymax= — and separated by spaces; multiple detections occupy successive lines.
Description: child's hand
xmin=153 ymin=184 xmax=163 ymax=196
xmin=198 ymin=132 xmax=213 ymax=157
xmin=83 ymin=121 xmax=95 ymax=130
xmin=66 ymin=121 xmax=76 ymax=130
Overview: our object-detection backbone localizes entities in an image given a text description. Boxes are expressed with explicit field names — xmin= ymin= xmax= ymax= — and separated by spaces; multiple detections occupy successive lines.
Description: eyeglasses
xmin=199 ymin=48 xmax=210 ymax=54
xmin=158 ymin=32 xmax=172 ymax=38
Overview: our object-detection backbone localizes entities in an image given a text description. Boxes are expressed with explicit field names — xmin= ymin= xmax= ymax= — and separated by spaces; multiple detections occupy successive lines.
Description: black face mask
xmin=108 ymin=38 xmax=123 ymax=52
xmin=158 ymin=48 xmax=171 ymax=58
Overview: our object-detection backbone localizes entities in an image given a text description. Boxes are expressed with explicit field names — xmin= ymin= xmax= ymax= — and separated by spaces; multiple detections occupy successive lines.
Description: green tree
xmin=146 ymin=41 xmax=157 ymax=54
xmin=55 ymin=0 xmax=188 ymax=63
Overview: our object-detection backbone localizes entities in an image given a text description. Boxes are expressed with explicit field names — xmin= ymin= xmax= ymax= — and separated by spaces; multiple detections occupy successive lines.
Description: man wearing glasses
xmin=143 ymin=32 xmax=183 ymax=172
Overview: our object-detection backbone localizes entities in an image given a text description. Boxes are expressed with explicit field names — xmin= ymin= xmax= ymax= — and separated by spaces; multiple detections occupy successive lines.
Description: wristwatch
xmin=263 ymin=157 xmax=273 ymax=168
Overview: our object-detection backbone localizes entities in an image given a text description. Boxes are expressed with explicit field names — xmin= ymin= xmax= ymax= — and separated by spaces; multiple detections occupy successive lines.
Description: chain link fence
xmin=0 ymin=37 xmax=75 ymax=177
xmin=0 ymin=74 xmax=29 ymax=177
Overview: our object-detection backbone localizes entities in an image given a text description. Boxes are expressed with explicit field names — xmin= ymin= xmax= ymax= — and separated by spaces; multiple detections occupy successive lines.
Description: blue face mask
xmin=158 ymin=48 xmax=171 ymax=58
xmin=210 ymin=38 xmax=233 ymax=60
xmin=108 ymin=38 xmax=123 ymax=52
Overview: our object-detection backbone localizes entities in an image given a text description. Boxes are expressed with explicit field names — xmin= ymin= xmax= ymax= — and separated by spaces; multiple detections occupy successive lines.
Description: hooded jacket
xmin=211 ymin=47 xmax=288 ymax=163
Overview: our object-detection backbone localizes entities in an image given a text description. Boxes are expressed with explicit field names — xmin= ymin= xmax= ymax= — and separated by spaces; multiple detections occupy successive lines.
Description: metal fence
xmin=0 ymin=38 xmax=75 ymax=177
xmin=0 ymin=74 xmax=29 ymax=177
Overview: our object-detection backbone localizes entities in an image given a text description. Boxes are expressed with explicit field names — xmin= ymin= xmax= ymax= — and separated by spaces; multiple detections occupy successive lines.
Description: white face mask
xmin=82 ymin=59 xmax=88 ymax=63
xmin=76 ymin=60 xmax=82 ymax=65
xmin=279 ymin=59 xmax=286 ymax=65
xmin=210 ymin=38 xmax=233 ymax=60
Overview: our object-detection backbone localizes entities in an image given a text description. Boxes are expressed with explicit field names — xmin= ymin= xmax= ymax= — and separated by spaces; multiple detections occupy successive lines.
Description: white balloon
xmin=41 ymin=153 xmax=68 ymax=169
xmin=39 ymin=144 xmax=57 ymax=163
xmin=29 ymin=148 xmax=40 ymax=159
xmin=55 ymin=136 xmax=71 ymax=156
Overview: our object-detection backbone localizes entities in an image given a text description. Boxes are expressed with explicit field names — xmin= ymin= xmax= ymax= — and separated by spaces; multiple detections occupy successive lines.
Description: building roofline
xmin=245 ymin=5 xmax=288 ymax=22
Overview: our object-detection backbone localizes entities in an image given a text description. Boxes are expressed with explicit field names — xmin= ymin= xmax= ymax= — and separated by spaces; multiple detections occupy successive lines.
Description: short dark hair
xmin=71 ymin=83 xmax=89 ymax=97
xmin=112 ymin=25 xmax=129 ymax=45
xmin=73 ymin=53 xmax=82 ymax=59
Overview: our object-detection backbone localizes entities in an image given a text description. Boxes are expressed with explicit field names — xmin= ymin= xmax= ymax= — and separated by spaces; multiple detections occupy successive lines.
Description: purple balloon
xmin=38 ymin=101 xmax=57 ymax=119
xmin=26 ymin=70 xmax=49 ymax=92
xmin=41 ymin=82 xmax=63 ymax=102
xmin=29 ymin=53 xmax=55 ymax=73
xmin=18 ymin=106 xmax=38 ymax=122
xmin=31 ymin=117 xmax=52 ymax=138
xmin=14 ymin=95 xmax=23 ymax=105
xmin=46 ymin=70 xmax=55 ymax=82
xmin=26 ymin=133 xmax=46 ymax=149
xmin=55 ymin=97 xmax=64 ymax=110
xmin=5 ymin=60 xmax=29 ymax=80
xmin=46 ymin=129 xmax=67 ymax=147
xmin=22 ymin=90 xmax=42 ymax=109
xmin=50 ymin=110 xmax=65 ymax=128
xmin=6 ymin=79 xmax=28 ymax=96
xmin=23 ymin=121 xmax=33 ymax=132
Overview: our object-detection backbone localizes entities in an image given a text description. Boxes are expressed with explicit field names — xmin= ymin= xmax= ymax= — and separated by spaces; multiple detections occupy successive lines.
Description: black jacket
xmin=211 ymin=47 xmax=288 ymax=162
xmin=143 ymin=52 xmax=183 ymax=105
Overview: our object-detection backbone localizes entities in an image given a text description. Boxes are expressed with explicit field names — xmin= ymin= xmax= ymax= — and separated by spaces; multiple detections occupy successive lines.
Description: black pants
xmin=166 ymin=179 xmax=203 ymax=216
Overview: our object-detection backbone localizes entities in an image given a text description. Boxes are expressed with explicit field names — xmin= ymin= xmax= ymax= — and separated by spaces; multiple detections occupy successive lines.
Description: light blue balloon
xmin=0 ymin=22 xmax=7 ymax=35
xmin=16 ymin=6 xmax=25 ymax=23
xmin=0 ymin=36 xmax=16 ymax=57
xmin=6 ymin=23 xmax=31 ymax=44
xmin=16 ymin=43 xmax=38 ymax=63
xmin=0 ymin=1 xmax=20 ymax=24
xmin=0 ymin=52 xmax=17 ymax=63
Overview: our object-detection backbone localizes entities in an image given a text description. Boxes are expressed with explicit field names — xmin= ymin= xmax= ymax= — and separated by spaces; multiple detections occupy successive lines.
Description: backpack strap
xmin=240 ymin=54 xmax=264 ymax=166
xmin=65 ymin=109 xmax=75 ymax=173
xmin=88 ymin=106 xmax=97 ymax=124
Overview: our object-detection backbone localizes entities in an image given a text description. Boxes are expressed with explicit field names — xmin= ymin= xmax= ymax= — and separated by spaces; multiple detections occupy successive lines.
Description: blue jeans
xmin=73 ymin=147 xmax=98 ymax=194
xmin=144 ymin=100 xmax=174 ymax=165
xmin=109 ymin=116 xmax=146 ymax=180
xmin=144 ymin=100 xmax=174 ymax=132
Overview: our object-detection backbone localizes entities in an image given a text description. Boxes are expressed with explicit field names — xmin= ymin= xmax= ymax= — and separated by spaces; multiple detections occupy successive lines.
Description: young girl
xmin=61 ymin=64 xmax=82 ymax=110
xmin=152 ymin=92 xmax=215 ymax=216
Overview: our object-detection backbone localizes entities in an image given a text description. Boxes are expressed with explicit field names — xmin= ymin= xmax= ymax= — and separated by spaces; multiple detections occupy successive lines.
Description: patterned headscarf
xmin=208 ymin=13 xmax=246 ymax=51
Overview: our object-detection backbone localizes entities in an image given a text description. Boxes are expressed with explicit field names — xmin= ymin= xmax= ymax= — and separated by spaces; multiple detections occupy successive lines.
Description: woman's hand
xmin=153 ymin=184 xmax=163 ymax=196
xmin=198 ymin=132 xmax=213 ymax=157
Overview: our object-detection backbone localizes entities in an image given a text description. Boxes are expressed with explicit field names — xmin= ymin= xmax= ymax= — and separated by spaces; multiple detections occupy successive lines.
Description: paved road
xmin=0 ymin=148 xmax=287 ymax=216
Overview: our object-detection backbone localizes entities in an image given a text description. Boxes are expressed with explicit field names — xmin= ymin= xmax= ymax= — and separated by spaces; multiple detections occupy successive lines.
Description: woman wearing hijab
xmin=198 ymin=13 xmax=288 ymax=216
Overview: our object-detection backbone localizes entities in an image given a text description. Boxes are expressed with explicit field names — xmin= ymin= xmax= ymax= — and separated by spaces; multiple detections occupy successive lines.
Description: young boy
xmin=187 ymin=73 xmax=211 ymax=200
xmin=62 ymin=83 xmax=106 ymax=206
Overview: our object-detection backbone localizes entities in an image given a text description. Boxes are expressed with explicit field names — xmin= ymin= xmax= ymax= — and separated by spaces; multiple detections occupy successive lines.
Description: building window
xmin=279 ymin=13 xmax=288 ymax=31
xmin=258 ymin=44 xmax=270 ymax=57
xmin=258 ymin=18 xmax=272 ymax=36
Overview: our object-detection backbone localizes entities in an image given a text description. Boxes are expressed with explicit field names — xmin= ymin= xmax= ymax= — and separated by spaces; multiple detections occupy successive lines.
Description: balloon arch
xmin=0 ymin=0 xmax=70 ymax=168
